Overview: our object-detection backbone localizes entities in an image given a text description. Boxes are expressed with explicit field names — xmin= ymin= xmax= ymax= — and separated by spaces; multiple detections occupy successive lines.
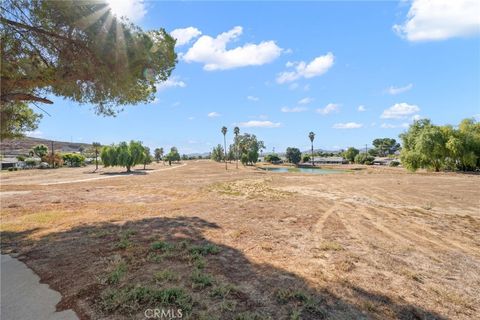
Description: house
xmin=1 ymin=157 xmax=19 ymax=169
xmin=312 ymin=156 xmax=347 ymax=165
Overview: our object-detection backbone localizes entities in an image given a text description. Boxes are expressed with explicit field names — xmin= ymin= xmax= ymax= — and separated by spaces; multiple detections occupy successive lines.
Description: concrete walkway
xmin=1 ymin=254 xmax=78 ymax=320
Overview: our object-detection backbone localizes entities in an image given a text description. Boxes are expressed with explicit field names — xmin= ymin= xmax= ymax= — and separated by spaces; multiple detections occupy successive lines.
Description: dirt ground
xmin=1 ymin=161 xmax=479 ymax=319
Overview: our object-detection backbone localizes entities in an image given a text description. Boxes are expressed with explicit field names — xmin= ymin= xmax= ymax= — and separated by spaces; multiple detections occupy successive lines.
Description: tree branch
xmin=1 ymin=93 xmax=53 ymax=104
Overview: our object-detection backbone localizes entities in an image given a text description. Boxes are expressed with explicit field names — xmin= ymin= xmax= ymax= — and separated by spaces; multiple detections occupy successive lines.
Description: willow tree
xmin=1 ymin=0 xmax=177 ymax=136
xmin=101 ymin=141 xmax=145 ymax=172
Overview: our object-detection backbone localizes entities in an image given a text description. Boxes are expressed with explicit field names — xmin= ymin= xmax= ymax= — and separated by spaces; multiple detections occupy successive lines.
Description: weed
xmin=190 ymin=253 xmax=206 ymax=269
xmin=290 ymin=309 xmax=302 ymax=320
xmin=189 ymin=243 xmax=220 ymax=256
xmin=115 ymin=238 xmax=131 ymax=250
xmin=219 ymin=299 xmax=237 ymax=312
xmin=151 ymin=240 xmax=175 ymax=251
xmin=275 ymin=288 xmax=308 ymax=304
xmin=154 ymin=269 xmax=178 ymax=282
xmin=147 ymin=252 xmax=163 ymax=263
xmin=210 ymin=283 xmax=237 ymax=299
xmin=191 ymin=269 xmax=214 ymax=289
xmin=99 ymin=285 xmax=192 ymax=313
xmin=106 ymin=261 xmax=127 ymax=285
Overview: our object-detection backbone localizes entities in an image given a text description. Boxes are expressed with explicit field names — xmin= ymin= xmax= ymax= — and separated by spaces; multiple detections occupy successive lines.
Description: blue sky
xmin=34 ymin=0 xmax=480 ymax=153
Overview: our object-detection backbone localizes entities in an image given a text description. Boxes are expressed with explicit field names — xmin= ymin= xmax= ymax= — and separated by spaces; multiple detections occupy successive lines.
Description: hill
xmin=0 ymin=137 xmax=91 ymax=156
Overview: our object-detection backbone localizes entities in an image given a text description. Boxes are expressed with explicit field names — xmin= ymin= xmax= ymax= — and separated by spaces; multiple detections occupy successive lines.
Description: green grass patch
xmin=151 ymin=240 xmax=175 ymax=251
xmin=99 ymin=286 xmax=192 ymax=313
xmin=191 ymin=269 xmax=214 ymax=289
xmin=189 ymin=243 xmax=220 ymax=256
xmin=106 ymin=261 xmax=127 ymax=285
xmin=210 ymin=283 xmax=238 ymax=299
xmin=154 ymin=269 xmax=179 ymax=283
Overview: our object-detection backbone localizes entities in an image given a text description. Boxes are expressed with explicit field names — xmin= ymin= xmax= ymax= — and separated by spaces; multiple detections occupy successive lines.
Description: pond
xmin=260 ymin=167 xmax=346 ymax=174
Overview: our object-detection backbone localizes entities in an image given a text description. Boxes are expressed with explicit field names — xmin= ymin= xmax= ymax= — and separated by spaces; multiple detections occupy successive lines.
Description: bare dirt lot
xmin=1 ymin=161 xmax=479 ymax=319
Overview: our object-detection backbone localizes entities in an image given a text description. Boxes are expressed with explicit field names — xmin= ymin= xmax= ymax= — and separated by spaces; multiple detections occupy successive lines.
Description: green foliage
xmin=106 ymin=262 xmax=127 ymax=285
xmin=16 ymin=155 xmax=26 ymax=161
xmin=32 ymin=144 xmax=48 ymax=157
xmin=389 ymin=160 xmax=400 ymax=167
xmin=101 ymin=141 xmax=146 ymax=172
xmin=372 ymin=138 xmax=400 ymax=156
xmin=1 ymin=0 xmax=176 ymax=116
xmin=354 ymin=153 xmax=375 ymax=165
xmin=0 ymin=102 xmax=42 ymax=140
xmin=191 ymin=269 xmax=214 ymax=289
xmin=285 ymin=147 xmax=301 ymax=165
xmin=400 ymin=118 xmax=480 ymax=172
xmin=302 ymin=154 xmax=310 ymax=163
xmin=211 ymin=144 xmax=224 ymax=162
xmin=343 ymin=147 xmax=359 ymax=163
xmin=264 ymin=153 xmax=281 ymax=163
xmin=62 ymin=153 xmax=86 ymax=167
xmin=99 ymin=286 xmax=192 ymax=313
xmin=236 ymin=133 xmax=265 ymax=165
xmin=142 ymin=146 xmax=153 ymax=168
xmin=154 ymin=148 xmax=164 ymax=162
xmin=164 ymin=147 xmax=180 ymax=164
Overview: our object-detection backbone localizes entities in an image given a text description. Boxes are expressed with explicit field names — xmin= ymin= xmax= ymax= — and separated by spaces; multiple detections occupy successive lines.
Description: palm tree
xmin=221 ymin=126 xmax=228 ymax=170
xmin=234 ymin=126 xmax=240 ymax=169
xmin=308 ymin=132 xmax=315 ymax=166
xmin=92 ymin=142 xmax=101 ymax=171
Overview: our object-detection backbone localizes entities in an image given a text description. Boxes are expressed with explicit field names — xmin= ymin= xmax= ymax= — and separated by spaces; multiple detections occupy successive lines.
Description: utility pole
xmin=51 ymin=141 xmax=55 ymax=168
xmin=365 ymin=144 xmax=368 ymax=154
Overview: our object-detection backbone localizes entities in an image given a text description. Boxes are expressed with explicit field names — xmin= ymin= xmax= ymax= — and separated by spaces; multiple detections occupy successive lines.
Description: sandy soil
xmin=1 ymin=161 xmax=479 ymax=319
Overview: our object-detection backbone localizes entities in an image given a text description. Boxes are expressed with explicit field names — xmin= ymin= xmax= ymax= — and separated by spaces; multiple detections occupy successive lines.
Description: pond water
xmin=260 ymin=167 xmax=346 ymax=174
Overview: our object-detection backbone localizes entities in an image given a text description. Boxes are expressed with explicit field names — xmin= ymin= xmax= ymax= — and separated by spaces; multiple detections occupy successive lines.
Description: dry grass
xmin=1 ymin=160 xmax=479 ymax=319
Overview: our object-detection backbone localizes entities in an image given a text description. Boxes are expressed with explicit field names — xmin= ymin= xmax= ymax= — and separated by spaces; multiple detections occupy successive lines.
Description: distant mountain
xmin=0 ymin=137 xmax=91 ymax=156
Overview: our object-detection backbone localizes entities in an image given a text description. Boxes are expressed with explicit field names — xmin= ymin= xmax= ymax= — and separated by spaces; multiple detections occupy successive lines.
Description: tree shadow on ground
xmin=1 ymin=217 xmax=446 ymax=320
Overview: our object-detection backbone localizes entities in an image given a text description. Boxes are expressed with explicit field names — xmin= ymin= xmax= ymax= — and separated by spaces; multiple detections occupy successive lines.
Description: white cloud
xmin=393 ymin=0 xmax=480 ymax=41
xmin=288 ymin=83 xmax=299 ymax=90
xmin=171 ymin=101 xmax=181 ymax=107
xmin=281 ymin=106 xmax=308 ymax=113
xmin=107 ymin=0 xmax=146 ymax=22
xmin=387 ymin=83 xmax=413 ymax=95
xmin=381 ymin=123 xmax=410 ymax=129
xmin=238 ymin=120 xmax=281 ymax=128
xmin=316 ymin=103 xmax=340 ymax=115
xmin=26 ymin=130 xmax=43 ymax=138
xmin=358 ymin=105 xmax=366 ymax=112
xmin=381 ymin=103 xmax=420 ymax=119
xmin=247 ymin=95 xmax=259 ymax=102
xmin=156 ymin=76 xmax=186 ymax=90
xmin=411 ymin=114 xmax=422 ymax=121
xmin=298 ymin=97 xmax=314 ymax=105
xmin=207 ymin=112 xmax=221 ymax=118
xmin=333 ymin=122 xmax=363 ymax=129
xmin=276 ymin=52 xmax=334 ymax=84
xmin=170 ymin=27 xmax=202 ymax=46
xmin=188 ymin=116 xmax=195 ymax=120
xmin=183 ymin=26 xmax=282 ymax=70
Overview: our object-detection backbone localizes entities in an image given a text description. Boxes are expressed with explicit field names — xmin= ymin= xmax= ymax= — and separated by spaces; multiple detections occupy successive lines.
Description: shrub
xmin=25 ymin=158 xmax=39 ymax=167
xmin=389 ymin=160 xmax=400 ymax=167
xmin=354 ymin=153 xmax=375 ymax=165
xmin=16 ymin=155 xmax=25 ymax=161
xmin=62 ymin=153 xmax=86 ymax=167
xmin=264 ymin=153 xmax=281 ymax=163
xmin=302 ymin=154 xmax=310 ymax=163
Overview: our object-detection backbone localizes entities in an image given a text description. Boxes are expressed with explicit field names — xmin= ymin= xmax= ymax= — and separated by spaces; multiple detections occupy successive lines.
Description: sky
xmin=33 ymin=0 xmax=480 ymax=154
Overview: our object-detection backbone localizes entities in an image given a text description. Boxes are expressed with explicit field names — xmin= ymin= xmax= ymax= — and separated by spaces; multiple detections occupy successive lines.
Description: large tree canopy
xmin=1 ymin=0 xmax=177 ymax=115
xmin=400 ymin=118 xmax=480 ymax=172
